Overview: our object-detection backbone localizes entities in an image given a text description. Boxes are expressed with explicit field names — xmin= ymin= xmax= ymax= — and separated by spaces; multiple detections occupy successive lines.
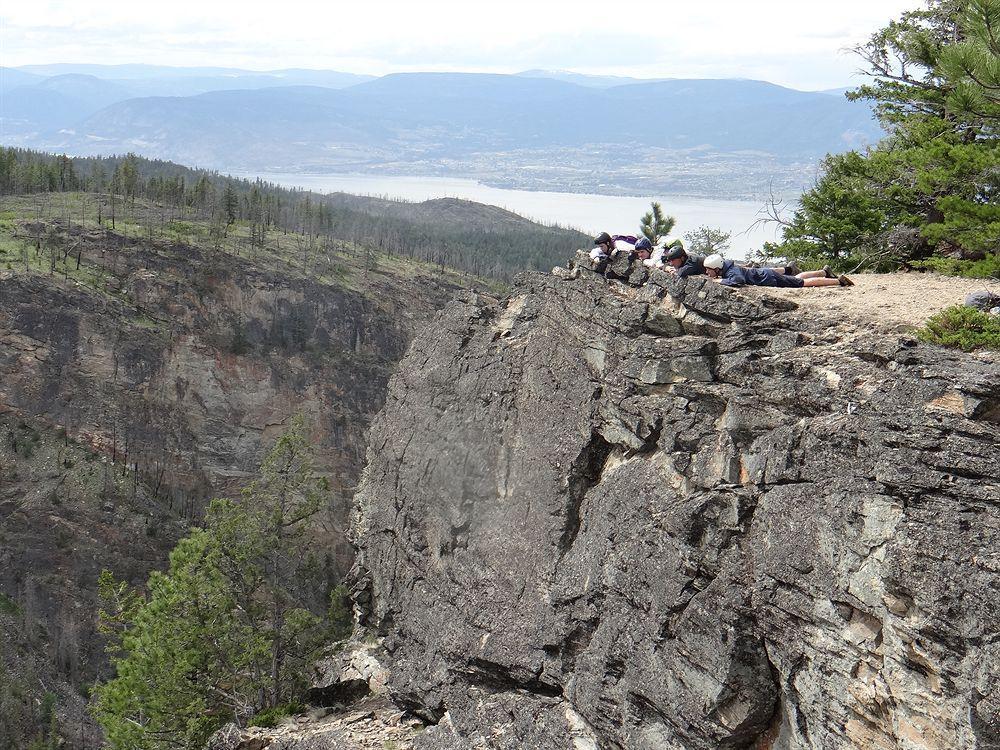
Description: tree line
xmin=0 ymin=148 xmax=588 ymax=281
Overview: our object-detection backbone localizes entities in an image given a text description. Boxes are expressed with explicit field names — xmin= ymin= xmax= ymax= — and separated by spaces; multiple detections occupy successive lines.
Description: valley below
xmin=0 ymin=182 xmax=582 ymax=746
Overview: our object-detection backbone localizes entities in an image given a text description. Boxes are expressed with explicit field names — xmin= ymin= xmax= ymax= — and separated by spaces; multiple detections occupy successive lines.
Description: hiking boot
xmin=823 ymin=265 xmax=835 ymax=279
xmin=786 ymin=262 xmax=802 ymax=276
xmin=839 ymin=274 xmax=855 ymax=287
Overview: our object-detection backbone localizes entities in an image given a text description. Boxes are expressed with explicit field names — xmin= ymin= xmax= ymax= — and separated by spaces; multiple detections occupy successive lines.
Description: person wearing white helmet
xmin=703 ymin=254 xmax=852 ymax=288
xmin=666 ymin=244 xmax=803 ymax=280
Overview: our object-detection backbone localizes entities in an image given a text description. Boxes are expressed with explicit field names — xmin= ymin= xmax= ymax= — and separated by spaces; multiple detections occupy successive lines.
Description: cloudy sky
xmin=3 ymin=0 xmax=919 ymax=90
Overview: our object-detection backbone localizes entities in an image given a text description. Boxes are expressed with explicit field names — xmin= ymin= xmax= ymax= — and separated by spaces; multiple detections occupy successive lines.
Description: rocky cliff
xmin=352 ymin=267 xmax=1000 ymax=749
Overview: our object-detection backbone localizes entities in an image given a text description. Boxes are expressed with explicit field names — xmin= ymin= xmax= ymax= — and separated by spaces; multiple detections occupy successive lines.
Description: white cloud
xmin=1 ymin=0 xmax=921 ymax=89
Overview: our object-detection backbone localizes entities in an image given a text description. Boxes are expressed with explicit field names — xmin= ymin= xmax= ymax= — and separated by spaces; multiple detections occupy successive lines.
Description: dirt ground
xmin=744 ymin=272 xmax=999 ymax=331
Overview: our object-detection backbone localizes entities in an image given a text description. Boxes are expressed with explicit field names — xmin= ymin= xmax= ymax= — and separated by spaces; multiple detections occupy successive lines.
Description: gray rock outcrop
xmin=352 ymin=269 xmax=1000 ymax=749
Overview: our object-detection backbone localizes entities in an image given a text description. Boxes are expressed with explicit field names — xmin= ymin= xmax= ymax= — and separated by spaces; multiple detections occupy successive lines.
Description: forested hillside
xmin=0 ymin=149 xmax=589 ymax=281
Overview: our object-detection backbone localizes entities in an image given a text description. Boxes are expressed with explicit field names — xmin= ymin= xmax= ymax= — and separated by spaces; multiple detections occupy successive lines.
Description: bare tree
xmin=748 ymin=180 xmax=794 ymax=234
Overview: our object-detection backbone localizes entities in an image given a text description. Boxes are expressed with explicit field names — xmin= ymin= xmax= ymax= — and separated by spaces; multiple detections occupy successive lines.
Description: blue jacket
xmin=677 ymin=254 xmax=706 ymax=279
xmin=718 ymin=260 xmax=747 ymax=286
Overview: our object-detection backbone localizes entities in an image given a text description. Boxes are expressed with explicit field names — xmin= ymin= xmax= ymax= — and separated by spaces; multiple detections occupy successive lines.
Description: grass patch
xmin=248 ymin=702 xmax=305 ymax=728
xmin=918 ymin=305 xmax=1000 ymax=351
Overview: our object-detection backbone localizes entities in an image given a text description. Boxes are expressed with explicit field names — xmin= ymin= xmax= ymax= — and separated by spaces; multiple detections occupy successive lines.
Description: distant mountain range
xmin=2 ymin=64 xmax=374 ymax=97
xmin=515 ymin=69 xmax=675 ymax=88
xmin=0 ymin=64 xmax=878 ymax=198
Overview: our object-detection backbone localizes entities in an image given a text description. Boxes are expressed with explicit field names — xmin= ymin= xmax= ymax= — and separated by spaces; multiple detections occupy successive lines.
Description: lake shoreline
xmin=241 ymin=171 xmax=786 ymax=257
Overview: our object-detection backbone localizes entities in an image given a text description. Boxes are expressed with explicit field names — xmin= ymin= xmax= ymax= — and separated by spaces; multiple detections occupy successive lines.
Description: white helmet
xmin=704 ymin=254 xmax=725 ymax=269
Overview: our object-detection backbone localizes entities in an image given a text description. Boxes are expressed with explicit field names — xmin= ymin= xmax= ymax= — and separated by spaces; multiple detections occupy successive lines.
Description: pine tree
xmin=639 ymin=201 xmax=676 ymax=244
xmin=683 ymin=226 xmax=732 ymax=255
xmin=116 ymin=154 xmax=140 ymax=207
xmin=938 ymin=0 xmax=1000 ymax=118
xmin=92 ymin=416 xmax=344 ymax=750
xmin=777 ymin=0 xmax=1000 ymax=264
xmin=223 ymin=182 xmax=239 ymax=226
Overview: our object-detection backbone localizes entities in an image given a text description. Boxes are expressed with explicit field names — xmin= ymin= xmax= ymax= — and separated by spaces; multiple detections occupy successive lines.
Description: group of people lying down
xmin=589 ymin=232 xmax=855 ymax=288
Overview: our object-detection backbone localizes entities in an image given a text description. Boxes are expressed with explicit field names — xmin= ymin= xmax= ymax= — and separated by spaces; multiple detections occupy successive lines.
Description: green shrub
xmin=918 ymin=305 xmax=1000 ymax=351
xmin=910 ymin=254 xmax=1000 ymax=280
xmin=248 ymin=702 xmax=304 ymax=728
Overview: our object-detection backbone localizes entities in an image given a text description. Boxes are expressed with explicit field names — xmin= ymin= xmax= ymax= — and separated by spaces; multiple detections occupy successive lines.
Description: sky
xmin=2 ymin=0 xmax=921 ymax=91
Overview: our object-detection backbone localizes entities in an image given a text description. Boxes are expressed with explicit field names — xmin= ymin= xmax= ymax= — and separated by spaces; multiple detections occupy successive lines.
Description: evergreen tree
xmin=223 ymin=182 xmax=239 ymax=226
xmin=55 ymin=154 xmax=77 ymax=191
xmin=639 ymin=201 xmax=676 ymax=244
xmin=192 ymin=175 xmax=213 ymax=208
xmin=683 ymin=226 xmax=732 ymax=255
xmin=92 ymin=416 xmax=345 ymax=750
xmin=938 ymin=0 xmax=1000 ymax=117
xmin=777 ymin=0 xmax=1000 ymax=267
xmin=0 ymin=147 xmax=15 ymax=193
xmin=89 ymin=162 xmax=106 ymax=193
xmin=116 ymin=154 xmax=140 ymax=207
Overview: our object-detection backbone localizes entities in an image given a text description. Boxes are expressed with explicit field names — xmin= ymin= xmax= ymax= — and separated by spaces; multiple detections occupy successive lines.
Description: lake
xmin=249 ymin=172 xmax=781 ymax=258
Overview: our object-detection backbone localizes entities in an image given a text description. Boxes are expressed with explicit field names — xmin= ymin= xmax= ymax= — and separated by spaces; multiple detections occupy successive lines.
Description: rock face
xmin=0 ymin=224 xmax=468 ymax=539
xmin=0 ymin=222 xmax=478 ymax=587
xmin=353 ymin=269 xmax=1000 ymax=749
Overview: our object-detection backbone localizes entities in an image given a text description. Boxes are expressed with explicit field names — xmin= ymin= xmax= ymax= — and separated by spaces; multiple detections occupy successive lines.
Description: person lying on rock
xmin=634 ymin=237 xmax=654 ymax=262
xmin=703 ymin=253 xmax=853 ymax=287
xmin=662 ymin=243 xmax=704 ymax=278
xmin=642 ymin=241 xmax=669 ymax=269
xmin=590 ymin=232 xmax=640 ymax=273
xmin=663 ymin=245 xmax=803 ymax=279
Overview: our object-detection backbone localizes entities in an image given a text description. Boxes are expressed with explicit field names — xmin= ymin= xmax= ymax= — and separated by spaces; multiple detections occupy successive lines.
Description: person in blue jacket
xmin=665 ymin=244 xmax=804 ymax=280
xmin=703 ymin=254 xmax=852 ymax=287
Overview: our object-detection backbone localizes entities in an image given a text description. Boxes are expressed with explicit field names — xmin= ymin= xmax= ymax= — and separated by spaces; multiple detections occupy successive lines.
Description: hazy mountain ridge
xmin=515 ymin=68 xmax=674 ymax=87
xmin=5 ymin=63 xmax=375 ymax=95
xmin=1 ymin=66 xmax=878 ymax=198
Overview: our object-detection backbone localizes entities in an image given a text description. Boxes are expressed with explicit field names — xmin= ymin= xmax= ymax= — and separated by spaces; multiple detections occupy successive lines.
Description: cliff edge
xmin=351 ymin=268 xmax=1000 ymax=749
